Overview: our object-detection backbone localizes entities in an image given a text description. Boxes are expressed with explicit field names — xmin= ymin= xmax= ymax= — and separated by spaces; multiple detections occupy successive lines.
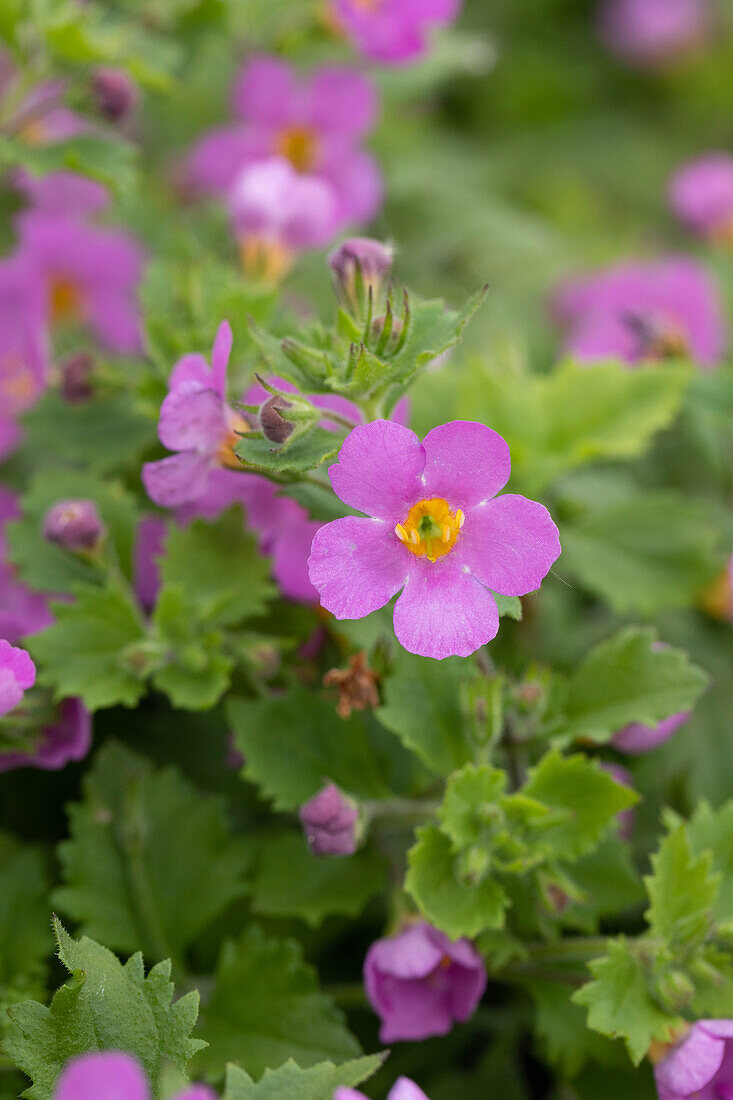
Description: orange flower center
xmin=395 ymin=498 xmax=464 ymax=563
xmin=275 ymin=126 xmax=319 ymax=173
xmin=50 ymin=276 xmax=83 ymax=323
xmin=700 ymin=567 xmax=733 ymax=621
xmin=217 ymin=411 xmax=250 ymax=469
xmin=239 ymin=238 xmax=294 ymax=285
xmin=0 ymin=353 xmax=37 ymax=412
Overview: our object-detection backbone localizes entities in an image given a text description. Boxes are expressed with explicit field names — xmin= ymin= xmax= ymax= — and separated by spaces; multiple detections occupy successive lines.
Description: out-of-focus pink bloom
xmin=133 ymin=516 xmax=167 ymax=612
xmin=364 ymin=921 xmax=487 ymax=1042
xmin=598 ymin=0 xmax=708 ymax=66
xmin=0 ymin=252 xmax=49 ymax=460
xmin=600 ymin=762 xmax=636 ymax=838
xmin=309 ymin=420 xmax=560 ymax=660
xmin=16 ymin=207 xmax=145 ymax=354
xmin=336 ymin=1079 xmax=430 ymax=1100
xmin=91 ymin=67 xmax=139 ymax=123
xmin=0 ymin=639 xmax=36 ymax=716
xmin=654 ymin=1019 xmax=733 ymax=1100
xmin=299 ymin=783 xmax=358 ymax=856
xmin=334 ymin=0 xmax=462 ymax=64
xmin=186 ymin=56 xmax=381 ymax=235
xmin=669 ymin=153 xmax=733 ymax=243
xmin=611 ymin=711 xmax=690 ymax=754
xmin=43 ymin=499 xmax=105 ymax=552
xmin=554 ymin=258 xmax=726 ymax=368
xmin=53 ymin=1051 xmax=216 ymax=1100
xmin=0 ymin=485 xmax=52 ymax=642
xmin=0 ymin=698 xmax=91 ymax=773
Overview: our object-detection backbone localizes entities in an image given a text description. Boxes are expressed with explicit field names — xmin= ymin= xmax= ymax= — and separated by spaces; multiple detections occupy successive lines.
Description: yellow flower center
xmin=50 ymin=276 xmax=83 ymax=323
xmin=275 ymin=126 xmax=319 ymax=173
xmin=395 ymin=498 xmax=465 ymax=563
xmin=239 ymin=238 xmax=294 ymax=285
xmin=700 ymin=567 xmax=733 ymax=621
xmin=218 ymin=411 xmax=250 ymax=469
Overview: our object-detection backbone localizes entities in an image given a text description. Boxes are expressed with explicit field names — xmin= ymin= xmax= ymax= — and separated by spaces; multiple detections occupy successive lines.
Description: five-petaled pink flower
xmin=53 ymin=1051 xmax=215 ymax=1100
xmin=653 ymin=1020 xmax=733 ymax=1100
xmin=333 ymin=0 xmax=462 ymax=64
xmin=308 ymin=420 xmax=560 ymax=660
xmin=0 ymin=639 xmax=36 ymax=717
xmin=364 ymin=921 xmax=487 ymax=1042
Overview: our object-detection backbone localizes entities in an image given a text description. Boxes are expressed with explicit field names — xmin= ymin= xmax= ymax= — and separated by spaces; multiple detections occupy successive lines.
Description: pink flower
xmin=308 ymin=420 xmax=560 ymax=660
xmin=133 ymin=516 xmax=167 ymax=612
xmin=299 ymin=783 xmax=358 ymax=856
xmin=553 ymin=258 xmax=726 ymax=368
xmin=0 ymin=251 xmax=49 ymax=461
xmin=186 ymin=56 xmax=381 ymax=234
xmin=0 ymin=639 xmax=36 ymax=716
xmin=53 ymin=1051 xmax=215 ymax=1100
xmin=654 ymin=1020 xmax=733 ymax=1100
xmin=364 ymin=921 xmax=487 ymax=1042
xmin=0 ymin=698 xmax=91 ymax=773
xmin=16 ymin=207 xmax=145 ymax=354
xmin=0 ymin=485 xmax=53 ymax=641
xmin=231 ymin=157 xmax=338 ymax=252
xmin=597 ymin=0 xmax=708 ymax=66
xmin=333 ymin=0 xmax=462 ymax=64
xmin=669 ymin=154 xmax=733 ymax=242
xmin=336 ymin=1079 xmax=429 ymax=1100
xmin=43 ymin=499 xmax=105 ymax=552
xmin=611 ymin=711 xmax=690 ymax=754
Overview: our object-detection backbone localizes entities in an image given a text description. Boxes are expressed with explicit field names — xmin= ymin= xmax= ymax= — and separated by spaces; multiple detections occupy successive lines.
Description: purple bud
xmin=91 ymin=67 xmax=139 ymax=122
xmin=260 ymin=394 xmax=295 ymax=444
xmin=43 ymin=499 xmax=105 ymax=552
xmin=329 ymin=237 xmax=394 ymax=312
xmin=299 ymin=783 xmax=358 ymax=856
xmin=60 ymin=353 xmax=94 ymax=404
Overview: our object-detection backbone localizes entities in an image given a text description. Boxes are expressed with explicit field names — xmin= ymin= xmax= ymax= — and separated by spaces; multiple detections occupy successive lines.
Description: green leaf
xmin=0 ymin=833 xmax=51 ymax=986
xmin=222 ymin=1054 xmax=385 ymax=1100
xmin=522 ymin=751 xmax=638 ymax=861
xmin=250 ymin=833 xmax=386 ymax=929
xmin=452 ymin=359 xmax=690 ymax=496
xmin=573 ymin=937 xmax=682 ymax=1065
xmin=21 ymin=392 xmax=155 ymax=475
xmin=561 ymin=492 xmax=721 ymax=614
xmin=6 ymin=470 xmax=140 ymax=596
xmin=160 ymin=508 xmax=274 ymax=627
xmin=196 ymin=926 xmax=360 ymax=1081
xmin=406 ymin=825 xmax=510 ymax=938
xmin=686 ymin=801 xmax=733 ymax=923
xmin=28 ymin=582 xmax=146 ymax=710
xmin=386 ymin=287 xmax=488 ymax=389
xmin=645 ymin=825 xmax=719 ymax=947
xmin=151 ymin=588 xmax=234 ymax=710
xmin=494 ymin=593 xmax=523 ymax=621
xmin=227 ymin=689 xmax=389 ymax=811
xmin=0 ymin=135 xmax=138 ymax=198
xmin=529 ymin=980 xmax=625 ymax=1077
xmin=235 ymin=428 xmax=340 ymax=476
xmin=2 ymin=920 xmax=204 ymax=1100
xmin=438 ymin=763 xmax=507 ymax=850
xmin=554 ymin=627 xmax=709 ymax=744
xmin=53 ymin=742 xmax=249 ymax=963
xmin=377 ymin=651 xmax=473 ymax=775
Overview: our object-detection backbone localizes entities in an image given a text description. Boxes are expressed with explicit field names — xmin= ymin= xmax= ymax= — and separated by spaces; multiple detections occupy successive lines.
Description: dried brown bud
xmin=323 ymin=651 xmax=380 ymax=719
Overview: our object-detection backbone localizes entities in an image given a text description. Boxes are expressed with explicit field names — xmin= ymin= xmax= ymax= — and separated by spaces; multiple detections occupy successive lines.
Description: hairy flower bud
xmin=60 ymin=353 xmax=94 ymax=404
xmin=43 ymin=499 xmax=105 ymax=552
xmin=260 ymin=394 xmax=295 ymax=444
xmin=299 ymin=783 xmax=358 ymax=856
xmin=91 ymin=67 xmax=139 ymax=122
xmin=329 ymin=237 xmax=394 ymax=315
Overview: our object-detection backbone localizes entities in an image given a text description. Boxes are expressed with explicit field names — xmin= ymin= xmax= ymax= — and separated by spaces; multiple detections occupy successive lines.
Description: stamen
xmin=395 ymin=524 xmax=408 ymax=542
xmin=396 ymin=498 xmax=465 ymax=562
xmin=456 ymin=509 xmax=465 ymax=528
xmin=441 ymin=526 xmax=451 ymax=543
xmin=410 ymin=529 xmax=419 ymax=545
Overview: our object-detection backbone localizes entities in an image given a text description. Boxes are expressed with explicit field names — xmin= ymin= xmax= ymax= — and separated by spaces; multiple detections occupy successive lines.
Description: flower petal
xmin=393 ymin=559 xmax=499 ymax=659
xmin=328 ymin=420 xmax=424 ymax=521
xmin=231 ymin=56 xmax=299 ymax=124
xmin=142 ymin=452 xmax=213 ymax=509
xmin=655 ymin=1024 xmax=726 ymax=1098
xmin=158 ymin=384 xmax=228 ymax=454
xmin=308 ymin=68 xmax=378 ymax=136
xmin=54 ymin=1052 xmax=149 ymax=1100
xmin=458 ymin=494 xmax=561 ymax=597
xmin=168 ymin=353 xmax=212 ymax=392
xmin=421 ymin=421 xmax=511 ymax=509
xmin=309 ymin=516 xmax=407 ymax=618
xmin=388 ymin=1079 xmax=431 ymax=1100
xmin=210 ymin=320 xmax=233 ymax=395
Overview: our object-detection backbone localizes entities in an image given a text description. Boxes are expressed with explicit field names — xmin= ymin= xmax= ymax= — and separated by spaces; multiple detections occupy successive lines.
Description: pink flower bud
xmin=299 ymin=783 xmax=358 ymax=856
xmin=43 ymin=499 xmax=105 ymax=552
xmin=329 ymin=237 xmax=394 ymax=313
xmin=92 ymin=67 xmax=139 ymax=122
xmin=260 ymin=394 xmax=295 ymax=444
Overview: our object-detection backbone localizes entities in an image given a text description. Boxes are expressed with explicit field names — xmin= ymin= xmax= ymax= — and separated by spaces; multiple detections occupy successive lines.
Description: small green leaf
xmin=438 ymin=764 xmax=507 ymax=850
xmin=222 ymin=1054 xmax=386 ymax=1100
xmin=235 ymin=428 xmax=340 ymax=476
xmin=406 ymin=825 xmax=510 ymax=938
xmin=53 ymin=742 xmax=249 ymax=963
xmin=196 ymin=926 xmax=360 ymax=1081
xmin=0 ymin=833 xmax=51 ymax=987
xmin=686 ymin=801 xmax=733 ymax=923
xmin=530 ymin=980 xmax=625 ymax=1077
xmin=645 ymin=825 xmax=720 ymax=947
xmin=151 ymin=588 xmax=234 ymax=710
xmin=21 ymin=392 xmax=155 ymax=475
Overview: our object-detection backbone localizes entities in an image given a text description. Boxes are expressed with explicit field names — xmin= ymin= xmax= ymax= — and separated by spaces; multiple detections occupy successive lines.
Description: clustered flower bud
xmin=299 ymin=783 xmax=358 ymax=856
xmin=43 ymin=499 xmax=105 ymax=552
xmin=329 ymin=237 xmax=394 ymax=315
xmin=259 ymin=394 xmax=295 ymax=444
xmin=91 ymin=67 xmax=139 ymax=122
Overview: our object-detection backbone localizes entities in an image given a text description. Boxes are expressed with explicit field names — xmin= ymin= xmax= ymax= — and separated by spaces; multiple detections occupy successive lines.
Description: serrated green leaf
xmin=686 ymin=801 xmax=733 ymax=923
xmin=406 ymin=825 xmax=510 ymax=938
xmin=438 ymin=763 xmax=507 ymax=850
xmin=573 ymin=937 xmax=683 ymax=1065
xmin=0 ymin=135 xmax=138 ymax=198
xmin=250 ymin=833 xmax=386 ymax=929
xmin=0 ymin=833 xmax=51 ymax=987
xmin=530 ymin=980 xmax=625 ymax=1078
xmin=53 ymin=741 xmax=249 ymax=963
xmin=386 ymin=287 xmax=488 ymax=389
xmin=554 ymin=627 xmax=709 ymax=744
xmin=160 ymin=508 xmax=274 ymax=627
xmin=377 ymin=651 xmax=473 ymax=775
xmin=195 ymin=926 xmax=360 ymax=1081
xmin=227 ymin=689 xmax=389 ymax=811
xmin=28 ymin=582 xmax=146 ymax=710
xmin=2 ymin=920 xmax=204 ymax=1100
xmin=522 ymin=750 xmax=638 ymax=861
xmin=235 ymin=428 xmax=340 ymax=476
xmin=645 ymin=825 xmax=719 ymax=947
xmin=21 ymin=392 xmax=155 ymax=475
xmin=151 ymin=587 xmax=234 ymax=710
xmin=222 ymin=1054 xmax=386 ymax=1100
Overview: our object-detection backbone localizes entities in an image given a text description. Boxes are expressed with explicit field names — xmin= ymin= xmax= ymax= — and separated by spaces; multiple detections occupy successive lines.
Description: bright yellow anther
xmin=457 ymin=509 xmax=465 ymax=528
xmin=410 ymin=529 xmax=419 ymax=545
xmin=395 ymin=498 xmax=465 ymax=561
xmin=395 ymin=524 xmax=408 ymax=542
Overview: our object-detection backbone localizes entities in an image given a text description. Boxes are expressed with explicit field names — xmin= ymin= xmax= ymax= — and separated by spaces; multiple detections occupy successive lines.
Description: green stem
xmin=363 ymin=797 xmax=440 ymax=821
